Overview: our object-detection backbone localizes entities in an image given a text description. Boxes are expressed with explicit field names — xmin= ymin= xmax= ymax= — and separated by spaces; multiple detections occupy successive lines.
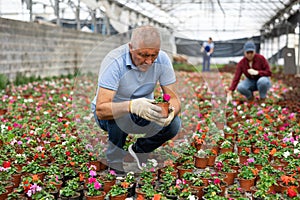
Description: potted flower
xmin=255 ymin=171 xmax=277 ymax=194
xmin=0 ymin=184 xmax=8 ymax=200
xmin=280 ymin=175 xmax=299 ymax=193
xmin=176 ymin=162 xmax=196 ymax=178
xmin=215 ymin=161 xmax=236 ymax=185
xmin=190 ymin=177 xmax=205 ymax=199
xmin=202 ymin=182 xmax=222 ymax=198
xmin=107 ymin=184 xmax=127 ymax=200
xmin=282 ymin=186 xmax=300 ymax=199
xmin=85 ymin=177 xmax=105 ymax=200
xmin=59 ymin=185 xmax=81 ymax=200
xmin=238 ymin=165 xmax=258 ymax=191
xmin=219 ymin=139 xmax=233 ymax=154
xmin=100 ymin=169 xmax=116 ymax=194
xmin=121 ymin=172 xmax=136 ymax=198
xmin=205 ymin=149 xmax=218 ymax=166
xmin=135 ymin=182 xmax=156 ymax=199
xmin=194 ymin=149 xmax=208 ymax=169
xmin=226 ymin=184 xmax=247 ymax=199
xmin=153 ymin=93 xmax=170 ymax=117
xmin=21 ymin=160 xmax=46 ymax=180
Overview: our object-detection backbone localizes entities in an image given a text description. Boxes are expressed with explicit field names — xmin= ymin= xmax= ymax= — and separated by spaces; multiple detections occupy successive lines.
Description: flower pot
xmin=239 ymin=154 xmax=249 ymax=165
xmin=103 ymin=179 xmax=116 ymax=194
xmin=154 ymin=102 xmax=169 ymax=118
xmin=238 ymin=177 xmax=256 ymax=191
xmin=89 ymin=160 xmax=101 ymax=172
xmin=12 ymin=173 xmax=22 ymax=188
xmin=191 ymin=185 xmax=204 ymax=199
xmin=4 ymin=181 xmax=14 ymax=194
xmin=194 ymin=156 xmax=208 ymax=169
xmin=165 ymin=194 xmax=177 ymax=200
xmin=207 ymin=155 xmax=217 ymax=167
xmin=135 ymin=188 xmax=146 ymax=199
xmin=223 ymin=170 xmax=236 ymax=185
xmin=219 ymin=147 xmax=233 ymax=154
xmin=176 ymin=166 xmax=193 ymax=178
xmin=0 ymin=189 xmax=8 ymax=200
xmin=109 ymin=193 xmax=127 ymax=200
xmin=60 ymin=192 xmax=81 ymax=200
xmin=85 ymin=191 xmax=106 ymax=200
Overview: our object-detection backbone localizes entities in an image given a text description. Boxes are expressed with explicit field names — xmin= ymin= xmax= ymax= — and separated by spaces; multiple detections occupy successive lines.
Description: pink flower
xmin=257 ymin=110 xmax=264 ymax=115
xmin=89 ymin=170 xmax=97 ymax=177
xmin=247 ymin=158 xmax=255 ymax=163
xmin=88 ymin=177 xmax=96 ymax=183
xmin=94 ymin=181 xmax=102 ymax=190
xmin=109 ymin=170 xmax=116 ymax=176
xmin=163 ymin=94 xmax=171 ymax=102
xmin=176 ymin=179 xmax=182 ymax=185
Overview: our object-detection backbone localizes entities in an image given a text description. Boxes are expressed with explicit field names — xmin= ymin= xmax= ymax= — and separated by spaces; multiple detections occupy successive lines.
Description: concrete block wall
xmin=0 ymin=17 xmax=124 ymax=80
xmin=0 ymin=18 xmax=174 ymax=80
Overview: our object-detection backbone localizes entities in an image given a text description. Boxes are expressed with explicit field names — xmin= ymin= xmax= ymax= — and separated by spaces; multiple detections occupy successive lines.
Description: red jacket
xmin=229 ymin=54 xmax=272 ymax=91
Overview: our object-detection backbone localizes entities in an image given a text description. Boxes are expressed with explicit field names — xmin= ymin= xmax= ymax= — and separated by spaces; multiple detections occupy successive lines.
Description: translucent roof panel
xmin=115 ymin=0 xmax=299 ymax=40
xmin=0 ymin=0 xmax=298 ymax=40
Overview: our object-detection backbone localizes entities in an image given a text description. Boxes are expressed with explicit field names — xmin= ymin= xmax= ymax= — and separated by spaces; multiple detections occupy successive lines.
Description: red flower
xmin=3 ymin=161 xmax=10 ymax=168
xmin=214 ymin=178 xmax=221 ymax=185
xmin=34 ymin=153 xmax=39 ymax=160
xmin=7 ymin=126 xmax=12 ymax=131
xmin=66 ymin=151 xmax=71 ymax=156
xmin=287 ymin=187 xmax=297 ymax=197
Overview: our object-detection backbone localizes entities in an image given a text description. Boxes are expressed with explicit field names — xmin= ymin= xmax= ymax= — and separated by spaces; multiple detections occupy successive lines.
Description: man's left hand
xmin=248 ymin=69 xmax=259 ymax=75
xmin=153 ymin=109 xmax=175 ymax=127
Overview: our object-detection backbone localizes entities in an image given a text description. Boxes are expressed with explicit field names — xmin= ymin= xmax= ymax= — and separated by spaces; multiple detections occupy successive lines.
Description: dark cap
xmin=244 ymin=41 xmax=256 ymax=52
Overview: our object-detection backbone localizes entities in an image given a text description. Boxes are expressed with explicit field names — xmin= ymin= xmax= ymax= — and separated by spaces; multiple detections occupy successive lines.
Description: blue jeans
xmin=94 ymin=112 xmax=181 ymax=166
xmin=237 ymin=77 xmax=271 ymax=99
xmin=203 ymin=54 xmax=211 ymax=72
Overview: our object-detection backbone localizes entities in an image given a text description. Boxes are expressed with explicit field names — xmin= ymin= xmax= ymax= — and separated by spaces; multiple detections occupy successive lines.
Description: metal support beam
xmin=76 ymin=0 xmax=80 ymax=30
xmin=55 ymin=0 xmax=60 ymax=26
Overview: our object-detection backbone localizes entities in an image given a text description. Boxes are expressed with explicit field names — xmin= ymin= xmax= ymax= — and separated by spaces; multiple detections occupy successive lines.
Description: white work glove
xmin=130 ymin=98 xmax=162 ymax=121
xmin=226 ymin=92 xmax=233 ymax=104
xmin=248 ymin=68 xmax=259 ymax=75
xmin=153 ymin=109 xmax=175 ymax=127
xmin=207 ymin=52 xmax=211 ymax=56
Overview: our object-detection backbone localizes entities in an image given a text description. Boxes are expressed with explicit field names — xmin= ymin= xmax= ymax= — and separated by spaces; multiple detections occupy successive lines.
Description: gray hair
xmin=130 ymin=26 xmax=161 ymax=49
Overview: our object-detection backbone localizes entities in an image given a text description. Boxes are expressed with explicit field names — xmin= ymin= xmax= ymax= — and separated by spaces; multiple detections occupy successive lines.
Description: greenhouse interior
xmin=0 ymin=0 xmax=300 ymax=200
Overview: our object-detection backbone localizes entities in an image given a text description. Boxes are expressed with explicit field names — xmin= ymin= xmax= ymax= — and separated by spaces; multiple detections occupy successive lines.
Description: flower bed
xmin=0 ymin=70 xmax=299 ymax=199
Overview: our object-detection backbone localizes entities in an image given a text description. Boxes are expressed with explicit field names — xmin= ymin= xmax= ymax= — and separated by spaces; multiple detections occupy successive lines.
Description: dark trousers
xmin=94 ymin=112 xmax=181 ymax=166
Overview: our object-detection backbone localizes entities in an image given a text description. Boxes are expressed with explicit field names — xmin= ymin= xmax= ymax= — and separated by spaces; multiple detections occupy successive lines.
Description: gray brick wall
xmin=0 ymin=18 xmax=174 ymax=80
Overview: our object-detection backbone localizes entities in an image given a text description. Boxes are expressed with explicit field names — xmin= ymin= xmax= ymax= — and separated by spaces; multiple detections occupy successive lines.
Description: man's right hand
xmin=129 ymin=98 xmax=162 ymax=121
xmin=226 ymin=91 xmax=233 ymax=104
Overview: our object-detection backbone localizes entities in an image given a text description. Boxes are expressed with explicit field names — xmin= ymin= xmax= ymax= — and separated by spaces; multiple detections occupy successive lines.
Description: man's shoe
xmin=128 ymin=144 xmax=147 ymax=170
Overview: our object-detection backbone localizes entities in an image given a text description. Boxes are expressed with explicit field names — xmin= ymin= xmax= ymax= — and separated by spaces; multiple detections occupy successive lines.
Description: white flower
xmin=294 ymin=149 xmax=300 ymax=155
xmin=188 ymin=195 xmax=196 ymax=200
xmin=283 ymin=151 xmax=290 ymax=158
xmin=148 ymin=159 xmax=158 ymax=167
xmin=57 ymin=112 xmax=63 ymax=117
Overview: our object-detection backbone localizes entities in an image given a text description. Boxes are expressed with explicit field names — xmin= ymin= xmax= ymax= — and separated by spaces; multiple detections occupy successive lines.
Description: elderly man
xmin=91 ymin=26 xmax=181 ymax=176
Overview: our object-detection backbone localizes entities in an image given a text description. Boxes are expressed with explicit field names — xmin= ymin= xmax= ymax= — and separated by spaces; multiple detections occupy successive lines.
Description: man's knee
xmin=236 ymin=84 xmax=245 ymax=93
xmin=165 ymin=116 xmax=181 ymax=139
xmin=257 ymin=77 xmax=271 ymax=88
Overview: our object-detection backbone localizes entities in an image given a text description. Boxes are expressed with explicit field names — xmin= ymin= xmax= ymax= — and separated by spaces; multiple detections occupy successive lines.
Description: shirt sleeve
xmin=229 ymin=62 xmax=243 ymax=91
xmin=257 ymin=56 xmax=272 ymax=77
